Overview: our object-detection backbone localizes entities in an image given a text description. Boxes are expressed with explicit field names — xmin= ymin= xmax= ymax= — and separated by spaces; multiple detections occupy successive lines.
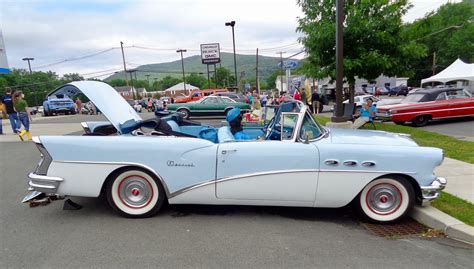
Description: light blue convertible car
xmin=26 ymin=81 xmax=447 ymax=223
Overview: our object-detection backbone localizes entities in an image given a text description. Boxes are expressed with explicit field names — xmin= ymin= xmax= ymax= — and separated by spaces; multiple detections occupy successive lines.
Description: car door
xmin=215 ymin=112 xmax=320 ymax=203
xmin=196 ymin=97 xmax=221 ymax=116
xmin=446 ymin=89 xmax=474 ymax=118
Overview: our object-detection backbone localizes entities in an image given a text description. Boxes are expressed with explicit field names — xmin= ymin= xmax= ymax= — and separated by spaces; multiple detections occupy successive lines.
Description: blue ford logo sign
xmin=278 ymin=60 xmax=298 ymax=70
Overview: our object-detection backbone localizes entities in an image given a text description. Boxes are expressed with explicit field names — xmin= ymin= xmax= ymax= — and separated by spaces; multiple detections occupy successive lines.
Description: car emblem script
xmin=167 ymin=160 xmax=195 ymax=167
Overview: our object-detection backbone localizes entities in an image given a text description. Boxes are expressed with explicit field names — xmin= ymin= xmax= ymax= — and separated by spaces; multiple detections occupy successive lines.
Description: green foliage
xmin=431 ymin=191 xmax=474 ymax=226
xmin=0 ymin=69 xmax=64 ymax=106
xmin=186 ymin=73 xmax=207 ymax=89
xmin=152 ymin=76 xmax=182 ymax=91
xmin=404 ymin=0 xmax=474 ymax=85
xmin=266 ymin=70 xmax=280 ymax=89
xmin=297 ymin=0 xmax=426 ymax=84
xmin=61 ymin=73 xmax=84 ymax=82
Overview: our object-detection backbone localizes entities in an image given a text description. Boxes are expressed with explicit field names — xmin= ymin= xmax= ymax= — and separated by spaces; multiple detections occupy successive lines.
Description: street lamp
xmin=22 ymin=57 xmax=37 ymax=106
xmin=225 ymin=20 xmax=238 ymax=89
xmin=176 ymin=49 xmax=187 ymax=94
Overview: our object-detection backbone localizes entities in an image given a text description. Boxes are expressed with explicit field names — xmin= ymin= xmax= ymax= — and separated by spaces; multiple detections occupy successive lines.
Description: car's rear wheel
xmin=412 ymin=115 xmax=430 ymax=127
xmin=356 ymin=176 xmax=414 ymax=223
xmin=106 ymin=168 xmax=165 ymax=218
xmin=177 ymin=108 xmax=190 ymax=119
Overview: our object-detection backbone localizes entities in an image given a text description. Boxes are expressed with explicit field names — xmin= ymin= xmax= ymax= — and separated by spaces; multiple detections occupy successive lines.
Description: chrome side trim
xmin=169 ymin=169 xmax=320 ymax=199
xmin=343 ymin=160 xmax=358 ymax=166
xmin=54 ymin=160 xmax=171 ymax=197
xmin=319 ymin=169 xmax=417 ymax=175
xmin=29 ymin=173 xmax=63 ymax=182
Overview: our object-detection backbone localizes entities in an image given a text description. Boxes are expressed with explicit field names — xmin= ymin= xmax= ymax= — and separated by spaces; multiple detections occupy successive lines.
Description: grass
xmin=431 ymin=192 xmax=474 ymax=226
xmin=314 ymin=115 xmax=474 ymax=164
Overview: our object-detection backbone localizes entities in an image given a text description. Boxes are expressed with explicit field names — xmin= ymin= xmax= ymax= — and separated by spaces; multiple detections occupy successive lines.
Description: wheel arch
xmin=360 ymin=173 xmax=422 ymax=205
xmin=101 ymin=164 xmax=170 ymax=200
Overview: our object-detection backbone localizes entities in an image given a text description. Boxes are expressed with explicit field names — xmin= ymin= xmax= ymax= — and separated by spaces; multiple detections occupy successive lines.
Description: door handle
xmin=222 ymin=149 xmax=237 ymax=155
xmin=325 ymin=159 xmax=339 ymax=166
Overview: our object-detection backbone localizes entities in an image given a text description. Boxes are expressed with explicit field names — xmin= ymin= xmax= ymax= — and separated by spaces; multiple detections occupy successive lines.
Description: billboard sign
xmin=200 ymin=43 xmax=221 ymax=64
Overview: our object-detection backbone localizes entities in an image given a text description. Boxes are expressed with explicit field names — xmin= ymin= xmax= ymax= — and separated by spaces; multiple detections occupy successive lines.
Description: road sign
xmin=200 ymin=43 xmax=221 ymax=64
xmin=278 ymin=60 xmax=298 ymax=70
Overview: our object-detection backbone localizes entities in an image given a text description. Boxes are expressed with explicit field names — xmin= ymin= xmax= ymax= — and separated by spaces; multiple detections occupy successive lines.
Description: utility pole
xmin=207 ymin=65 xmax=210 ymax=89
xmin=332 ymin=0 xmax=345 ymax=122
xmin=214 ymin=64 xmax=217 ymax=88
xmin=22 ymin=57 xmax=37 ymax=106
xmin=256 ymin=48 xmax=260 ymax=94
xmin=176 ymin=49 xmax=187 ymax=94
xmin=145 ymin=74 xmax=150 ymax=88
xmin=120 ymin=41 xmax=129 ymax=86
xmin=277 ymin=52 xmax=285 ymax=93
xmin=153 ymin=77 xmax=158 ymax=90
xmin=432 ymin=52 xmax=437 ymax=75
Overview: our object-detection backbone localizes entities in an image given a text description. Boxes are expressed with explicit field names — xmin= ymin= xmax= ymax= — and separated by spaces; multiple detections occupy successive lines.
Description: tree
xmin=186 ymin=73 xmax=207 ymax=89
xmin=61 ymin=73 xmax=84 ymax=82
xmin=404 ymin=0 xmax=474 ymax=85
xmin=297 ymin=0 xmax=426 ymax=88
xmin=108 ymin=79 xmax=127 ymax=87
xmin=266 ymin=70 xmax=279 ymax=89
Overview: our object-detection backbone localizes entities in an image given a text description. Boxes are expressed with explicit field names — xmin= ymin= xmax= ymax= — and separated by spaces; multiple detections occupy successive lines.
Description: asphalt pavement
xmin=0 ymin=114 xmax=473 ymax=268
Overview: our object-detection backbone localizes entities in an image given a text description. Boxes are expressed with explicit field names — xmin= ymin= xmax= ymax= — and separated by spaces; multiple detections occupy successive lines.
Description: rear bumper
xmin=27 ymin=173 xmax=63 ymax=194
xmin=420 ymin=177 xmax=447 ymax=206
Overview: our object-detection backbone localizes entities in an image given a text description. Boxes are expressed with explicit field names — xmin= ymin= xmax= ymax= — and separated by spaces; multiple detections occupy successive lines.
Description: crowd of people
xmin=0 ymin=87 xmax=33 ymax=140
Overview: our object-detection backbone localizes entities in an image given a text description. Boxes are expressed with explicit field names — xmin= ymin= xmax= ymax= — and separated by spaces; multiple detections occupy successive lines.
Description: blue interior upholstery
xmin=218 ymin=126 xmax=235 ymax=143
xmin=166 ymin=120 xmax=181 ymax=132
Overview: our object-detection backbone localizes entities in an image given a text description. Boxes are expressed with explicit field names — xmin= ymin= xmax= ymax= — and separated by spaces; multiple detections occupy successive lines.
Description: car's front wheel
xmin=106 ymin=168 xmax=165 ymax=218
xmin=356 ymin=176 xmax=414 ymax=223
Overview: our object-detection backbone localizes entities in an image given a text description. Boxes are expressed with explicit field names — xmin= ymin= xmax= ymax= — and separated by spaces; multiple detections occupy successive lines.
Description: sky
xmin=0 ymin=0 xmax=459 ymax=79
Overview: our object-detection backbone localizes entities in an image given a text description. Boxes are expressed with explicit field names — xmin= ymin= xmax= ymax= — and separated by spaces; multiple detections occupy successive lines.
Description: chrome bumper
xmin=421 ymin=177 xmax=447 ymax=206
xmin=27 ymin=173 xmax=63 ymax=194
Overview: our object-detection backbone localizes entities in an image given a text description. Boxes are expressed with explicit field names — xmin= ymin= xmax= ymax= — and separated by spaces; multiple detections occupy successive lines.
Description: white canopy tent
xmin=164 ymin=82 xmax=199 ymax=95
xmin=421 ymin=58 xmax=474 ymax=85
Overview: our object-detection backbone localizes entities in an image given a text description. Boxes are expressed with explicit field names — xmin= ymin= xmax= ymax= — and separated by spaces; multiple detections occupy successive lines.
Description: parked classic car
xmin=167 ymin=96 xmax=251 ymax=119
xmin=377 ymin=88 xmax=474 ymax=126
xmin=342 ymin=95 xmax=402 ymax=109
xmin=211 ymin=92 xmax=248 ymax=104
xmin=174 ymin=89 xmax=228 ymax=103
xmin=42 ymin=93 xmax=76 ymax=116
xmin=25 ymin=81 xmax=447 ymax=223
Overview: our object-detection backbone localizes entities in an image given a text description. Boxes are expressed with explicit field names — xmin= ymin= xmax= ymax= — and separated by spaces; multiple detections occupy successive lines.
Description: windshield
xmin=402 ymin=94 xmax=425 ymax=103
xmin=299 ymin=112 xmax=323 ymax=140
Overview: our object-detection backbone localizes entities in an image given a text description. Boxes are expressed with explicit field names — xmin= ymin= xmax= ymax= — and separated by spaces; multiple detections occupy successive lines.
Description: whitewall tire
xmin=357 ymin=177 xmax=414 ymax=223
xmin=106 ymin=169 xmax=165 ymax=218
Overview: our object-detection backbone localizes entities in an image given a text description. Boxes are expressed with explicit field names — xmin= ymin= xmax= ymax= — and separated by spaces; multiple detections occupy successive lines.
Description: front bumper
xmin=376 ymin=112 xmax=391 ymax=121
xmin=27 ymin=173 xmax=63 ymax=194
xmin=420 ymin=177 xmax=447 ymax=206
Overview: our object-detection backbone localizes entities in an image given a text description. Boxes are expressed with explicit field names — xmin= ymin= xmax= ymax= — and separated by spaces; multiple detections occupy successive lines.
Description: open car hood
xmin=51 ymin=81 xmax=142 ymax=134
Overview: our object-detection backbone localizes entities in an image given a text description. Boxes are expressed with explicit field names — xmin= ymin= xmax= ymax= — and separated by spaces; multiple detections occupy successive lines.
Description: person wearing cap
xmin=226 ymin=107 xmax=251 ymax=140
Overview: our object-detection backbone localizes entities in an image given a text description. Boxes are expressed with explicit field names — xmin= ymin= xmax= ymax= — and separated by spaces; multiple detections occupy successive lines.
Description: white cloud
xmin=0 ymin=0 xmax=456 ymax=77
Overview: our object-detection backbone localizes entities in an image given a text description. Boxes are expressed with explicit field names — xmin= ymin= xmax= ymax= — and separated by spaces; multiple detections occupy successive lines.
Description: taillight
xmin=32 ymin=137 xmax=52 ymax=175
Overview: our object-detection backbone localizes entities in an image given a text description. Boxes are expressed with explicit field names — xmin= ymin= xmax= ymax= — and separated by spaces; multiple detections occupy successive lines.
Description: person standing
xmin=311 ymin=90 xmax=320 ymax=114
xmin=293 ymin=88 xmax=301 ymax=101
xmin=13 ymin=91 xmax=33 ymax=140
xmin=1 ymin=88 xmax=20 ymax=134
xmin=75 ymin=97 xmax=82 ymax=114
xmin=0 ymin=99 xmax=5 ymax=135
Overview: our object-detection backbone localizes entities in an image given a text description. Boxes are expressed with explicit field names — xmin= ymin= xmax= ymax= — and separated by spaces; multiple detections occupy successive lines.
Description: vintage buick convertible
xmin=26 ymin=81 xmax=447 ymax=223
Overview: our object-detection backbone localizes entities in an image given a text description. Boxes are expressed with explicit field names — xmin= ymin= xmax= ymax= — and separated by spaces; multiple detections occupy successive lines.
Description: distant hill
xmin=105 ymin=52 xmax=297 ymax=82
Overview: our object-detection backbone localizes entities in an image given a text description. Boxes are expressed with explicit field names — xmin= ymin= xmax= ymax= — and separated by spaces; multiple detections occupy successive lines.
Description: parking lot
xmin=1 ymin=114 xmax=472 ymax=268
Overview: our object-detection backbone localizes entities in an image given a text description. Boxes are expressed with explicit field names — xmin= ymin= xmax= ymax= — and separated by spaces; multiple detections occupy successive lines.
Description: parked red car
xmin=175 ymin=89 xmax=228 ymax=103
xmin=377 ymin=88 xmax=474 ymax=126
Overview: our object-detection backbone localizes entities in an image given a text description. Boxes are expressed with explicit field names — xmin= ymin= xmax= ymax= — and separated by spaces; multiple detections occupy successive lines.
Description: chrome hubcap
xmin=367 ymin=183 xmax=401 ymax=215
xmin=119 ymin=176 xmax=152 ymax=208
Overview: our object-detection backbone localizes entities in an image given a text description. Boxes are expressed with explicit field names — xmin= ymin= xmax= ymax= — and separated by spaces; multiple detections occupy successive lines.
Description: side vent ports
xmin=362 ymin=161 xmax=376 ymax=167
xmin=343 ymin=161 xmax=357 ymax=166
